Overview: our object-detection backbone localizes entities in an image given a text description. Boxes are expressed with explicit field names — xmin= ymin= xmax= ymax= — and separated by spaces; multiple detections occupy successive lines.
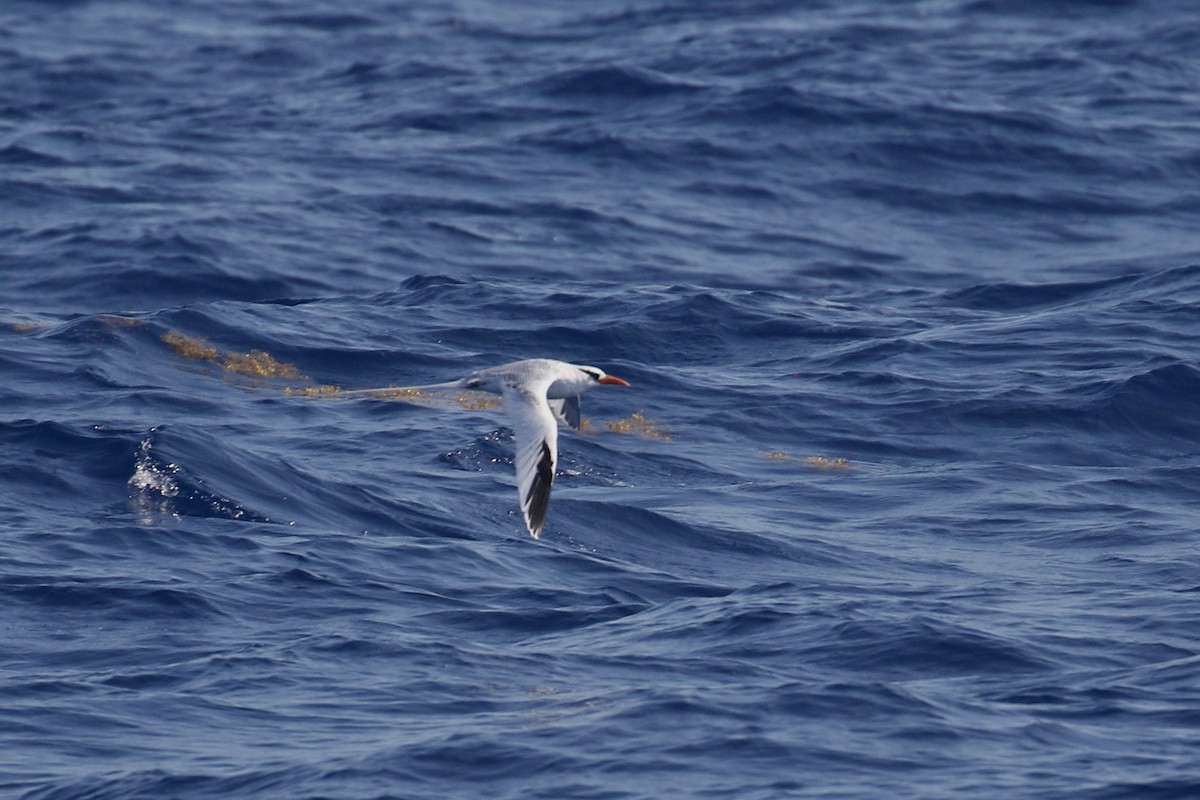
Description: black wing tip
xmin=523 ymin=440 xmax=554 ymax=538
xmin=563 ymin=395 xmax=581 ymax=430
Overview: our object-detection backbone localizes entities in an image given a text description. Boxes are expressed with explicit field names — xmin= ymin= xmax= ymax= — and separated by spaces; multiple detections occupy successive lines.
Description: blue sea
xmin=3 ymin=1 xmax=1200 ymax=797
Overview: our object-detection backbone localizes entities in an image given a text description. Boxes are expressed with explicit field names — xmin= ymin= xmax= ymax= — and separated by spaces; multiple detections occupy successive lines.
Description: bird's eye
xmin=581 ymin=369 xmax=601 ymax=381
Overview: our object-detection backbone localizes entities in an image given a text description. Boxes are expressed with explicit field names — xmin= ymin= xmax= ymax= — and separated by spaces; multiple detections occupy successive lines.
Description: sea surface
xmin=3 ymin=1 xmax=1200 ymax=798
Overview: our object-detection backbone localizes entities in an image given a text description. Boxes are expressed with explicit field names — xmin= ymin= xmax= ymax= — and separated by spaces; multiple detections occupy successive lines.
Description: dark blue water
xmin=4 ymin=1 xmax=1200 ymax=797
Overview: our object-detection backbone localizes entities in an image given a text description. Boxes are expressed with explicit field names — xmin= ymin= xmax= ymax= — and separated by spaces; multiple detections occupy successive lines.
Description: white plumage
xmin=351 ymin=359 xmax=630 ymax=538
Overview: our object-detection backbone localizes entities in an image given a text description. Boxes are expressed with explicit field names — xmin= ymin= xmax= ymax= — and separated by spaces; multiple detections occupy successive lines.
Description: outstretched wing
xmin=548 ymin=396 xmax=581 ymax=430
xmin=502 ymin=383 xmax=558 ymax=538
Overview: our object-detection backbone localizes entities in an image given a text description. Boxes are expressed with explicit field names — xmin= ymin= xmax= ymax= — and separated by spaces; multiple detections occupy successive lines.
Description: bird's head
xmin=577 ymin=365 xmax=630 ymax=387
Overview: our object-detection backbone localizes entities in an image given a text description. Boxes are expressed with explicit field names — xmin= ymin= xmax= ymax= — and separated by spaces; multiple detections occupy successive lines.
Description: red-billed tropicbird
xmin=346 ymin=359 xmax=630 ymax=538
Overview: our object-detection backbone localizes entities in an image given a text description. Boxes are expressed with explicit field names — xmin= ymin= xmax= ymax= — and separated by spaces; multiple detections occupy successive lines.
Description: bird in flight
xmin=345 ymin=359 xmax=630 ymax=538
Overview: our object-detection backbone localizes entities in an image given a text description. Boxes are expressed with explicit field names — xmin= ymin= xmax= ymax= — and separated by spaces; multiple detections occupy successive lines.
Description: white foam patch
xmin=128 ymin=437 xmax=180 ymax=518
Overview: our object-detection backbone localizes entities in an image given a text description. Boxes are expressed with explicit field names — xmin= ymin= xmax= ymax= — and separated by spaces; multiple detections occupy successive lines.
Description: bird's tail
xmin=332 ymin=379 xmax=464 ymax=398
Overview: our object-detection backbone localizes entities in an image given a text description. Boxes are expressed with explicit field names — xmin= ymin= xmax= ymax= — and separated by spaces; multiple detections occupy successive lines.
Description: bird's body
xmin=351 ymin=359 xmax=630 ymax=538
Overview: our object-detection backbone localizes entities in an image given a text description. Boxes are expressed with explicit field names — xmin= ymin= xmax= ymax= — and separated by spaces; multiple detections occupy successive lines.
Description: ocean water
xmin=3 ymin=0 xmax=1200 ymax=798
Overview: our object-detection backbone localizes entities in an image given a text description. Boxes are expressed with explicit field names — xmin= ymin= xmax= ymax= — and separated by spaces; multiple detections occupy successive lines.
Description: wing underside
xmin=504 ymin=384 xmax=559 ymax=538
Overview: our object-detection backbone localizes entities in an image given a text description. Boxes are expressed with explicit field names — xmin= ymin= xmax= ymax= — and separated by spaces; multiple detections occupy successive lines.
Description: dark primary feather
xmin=525 ymin=439 xmax=554 ymax=537
xmin=550 ymin=396 xmax=581 ymax=430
